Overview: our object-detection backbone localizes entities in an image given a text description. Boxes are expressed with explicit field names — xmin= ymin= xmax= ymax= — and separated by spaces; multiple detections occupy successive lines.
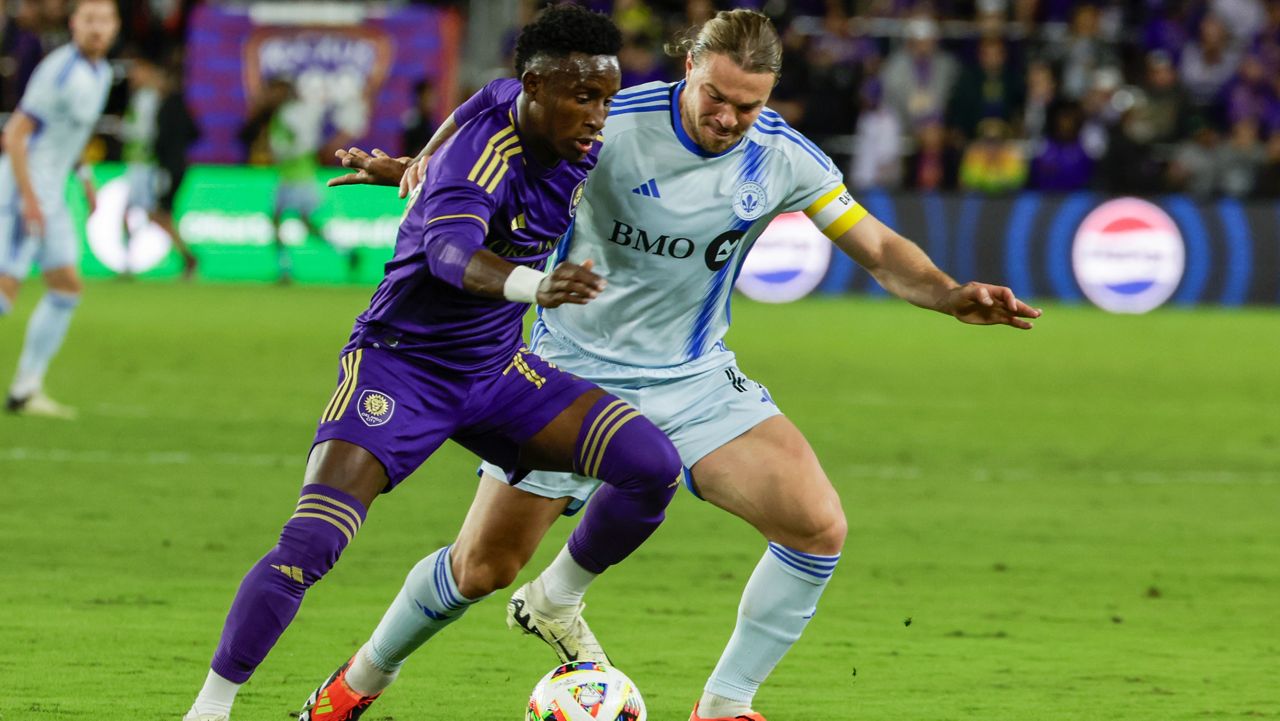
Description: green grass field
xmin=2 ymin=281 xmax=1277 ymax=721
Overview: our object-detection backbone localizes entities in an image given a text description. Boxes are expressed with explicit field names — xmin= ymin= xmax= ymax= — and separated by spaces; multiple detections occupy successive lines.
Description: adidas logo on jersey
xmin=630 ymin=179 xmax=661 ymax=198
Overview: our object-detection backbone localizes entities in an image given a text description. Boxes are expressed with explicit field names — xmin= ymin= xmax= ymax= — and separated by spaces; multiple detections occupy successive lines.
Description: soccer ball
xmin=526 ymin=660 xmax=646 ymax=721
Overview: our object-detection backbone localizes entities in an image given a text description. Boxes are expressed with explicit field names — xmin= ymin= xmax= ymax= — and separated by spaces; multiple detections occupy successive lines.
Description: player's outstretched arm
xmin=327 ymin=114 xmax=464 ymax=193
xmin=835 ymin=213 xmax=1042 ymax=329
xmin=460 ymin=251 xmax=605 ymax=308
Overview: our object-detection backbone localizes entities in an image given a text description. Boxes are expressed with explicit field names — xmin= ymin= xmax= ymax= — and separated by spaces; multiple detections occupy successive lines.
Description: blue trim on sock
xmin=432 ymin=546 xmax=465 ymax=611
xmin=0 ymin=294 xmax=10 ymax=316
xmin=44 ymin=290 xmax=80 ymax=310
xmin=767 ymin=543 xmax=840 ymax=580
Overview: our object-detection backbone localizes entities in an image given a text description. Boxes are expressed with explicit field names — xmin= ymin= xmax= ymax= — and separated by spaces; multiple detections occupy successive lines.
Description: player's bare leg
xmin=0 ymin=273 xmax=20 ymax=316
xmin=685 ymin=415 xmax=845 ymax=719
xmin=7 ymin=264 xmax=83 ymax=418
xmin=272 ymin=209 xmax=291 ymax=284
xmin=187 ymin=441 xmax=386 ymax=721
xmin=152 ymin=209 xmax=198 ymax=279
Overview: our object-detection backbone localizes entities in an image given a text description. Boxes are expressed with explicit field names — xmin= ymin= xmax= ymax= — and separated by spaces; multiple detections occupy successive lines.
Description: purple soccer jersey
xmin=314 ymin=80 xmax=604 ymax=486
xmin=350 ymin=79 xmax=596 ymax=373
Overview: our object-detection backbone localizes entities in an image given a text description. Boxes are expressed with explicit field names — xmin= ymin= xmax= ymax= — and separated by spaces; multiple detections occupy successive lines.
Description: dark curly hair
xmin=513 ymin=3 xmax=622 ymax=75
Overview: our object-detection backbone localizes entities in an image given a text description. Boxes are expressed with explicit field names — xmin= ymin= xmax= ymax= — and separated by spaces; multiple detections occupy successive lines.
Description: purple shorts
xmin=312 ymin=345 xmax=596 ymax=489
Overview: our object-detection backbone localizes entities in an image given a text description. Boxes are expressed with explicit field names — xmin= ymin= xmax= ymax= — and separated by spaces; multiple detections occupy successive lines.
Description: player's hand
xmin=20 ymin=193 xmax=44 ymax=239
xmin=944 ymin=282 xmax=1041 ymax=329
xmin=399 ymin=153 xmax=430 ymax=198
xmin=327 ymin=147 xmax=411 ymax=188
xmin=536 ymin=259 xmax=607 ymax=308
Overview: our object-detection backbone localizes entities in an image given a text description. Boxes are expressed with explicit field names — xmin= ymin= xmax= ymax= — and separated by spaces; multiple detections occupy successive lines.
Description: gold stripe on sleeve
xmin=482 ymin=145 xmax=526 ymax=194
xmin=466 ymin=125 xmax=516 ymax=182
xmin=474 ymin=134 xmax=521 ymax=188
xmin=426 ymin=214 xmax=489 ymax=233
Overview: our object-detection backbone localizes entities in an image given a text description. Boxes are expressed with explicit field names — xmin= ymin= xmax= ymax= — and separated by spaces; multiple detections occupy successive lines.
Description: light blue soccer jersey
xmin=0 ymin=44 xmax=112 ymax=209
xmin=538 ymin=80 xmax=868 ymax=368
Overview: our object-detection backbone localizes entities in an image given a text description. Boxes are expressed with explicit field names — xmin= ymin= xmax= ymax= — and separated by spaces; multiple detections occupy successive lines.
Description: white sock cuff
xmin=766 ymin=542 xmax=840 ymax=585
xmin=0 ymin=294 xmax=11 ymax=316
xmin=541 ymin=544 xmax=599 ymax=607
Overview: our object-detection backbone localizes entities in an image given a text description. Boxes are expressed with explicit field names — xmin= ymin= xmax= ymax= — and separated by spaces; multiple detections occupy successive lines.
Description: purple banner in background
xmin=185 ymin=4 xmax=461 ymax=163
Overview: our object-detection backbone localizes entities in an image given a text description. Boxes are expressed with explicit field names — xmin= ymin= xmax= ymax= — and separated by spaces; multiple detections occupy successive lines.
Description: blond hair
xmin=667 ymin=9 xmax=782 ymax=78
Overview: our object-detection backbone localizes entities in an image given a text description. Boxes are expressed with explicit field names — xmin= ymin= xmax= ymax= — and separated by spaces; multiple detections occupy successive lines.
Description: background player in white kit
xmin=330 ymin=10 xmax=1040 ymax=721
xmin=0 ymin=0 xmax=118 ymax=418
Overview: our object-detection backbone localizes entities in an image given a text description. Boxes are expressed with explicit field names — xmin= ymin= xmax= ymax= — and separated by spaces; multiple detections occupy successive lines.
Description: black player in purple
xmin=183 ymin=8 xmax=680 ymax=720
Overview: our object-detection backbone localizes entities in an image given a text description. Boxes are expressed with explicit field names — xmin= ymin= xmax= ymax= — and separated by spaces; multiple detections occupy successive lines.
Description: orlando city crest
xmin=358 ymin=390 xmax=396 ymax=427
xmin=733 ymin=181 xmax=767 ymax=221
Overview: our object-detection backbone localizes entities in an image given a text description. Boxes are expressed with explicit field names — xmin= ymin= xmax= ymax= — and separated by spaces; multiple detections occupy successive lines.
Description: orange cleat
xmin=297 ymin=657 xmax=380 ymax=721
xmin=689 ymin=701 xmax=768 ymax=721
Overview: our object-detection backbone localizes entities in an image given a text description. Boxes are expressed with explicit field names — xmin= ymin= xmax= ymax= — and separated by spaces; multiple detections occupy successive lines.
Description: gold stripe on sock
xmin=588 ymin=409 xmax=641 ymax=478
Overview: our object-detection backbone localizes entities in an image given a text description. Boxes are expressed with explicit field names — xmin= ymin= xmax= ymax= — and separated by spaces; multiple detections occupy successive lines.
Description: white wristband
xmin=503 ymin=265 xmax=548 ymax=303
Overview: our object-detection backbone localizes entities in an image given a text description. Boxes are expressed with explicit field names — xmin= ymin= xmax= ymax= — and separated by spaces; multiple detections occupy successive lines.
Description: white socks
xmin=539 ymin=545 xmax=599 ymax=608
xmin=344 ymin=643 xmax=400 ymax=696
xmin=356 ymin=546 xmax=480 ymax=693
xmin=11 ymin=289 xmax=79 ymax=398
xmin=188 ymin=669 xmax=241 ymax=718
xmin=701 ymin=542 xmax=840 ymax=713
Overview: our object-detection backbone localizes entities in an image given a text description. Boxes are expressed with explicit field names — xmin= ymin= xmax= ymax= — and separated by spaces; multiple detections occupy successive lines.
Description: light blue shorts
xmin=0 ymin=204 xmax=79 ymax=278
xmin=126 ymin=163 xmax=159 ymax=212
xmin=275 ymin=181 xmax=320 ymax=217
xmin=479 ymin=321 xmax=781 ymax=513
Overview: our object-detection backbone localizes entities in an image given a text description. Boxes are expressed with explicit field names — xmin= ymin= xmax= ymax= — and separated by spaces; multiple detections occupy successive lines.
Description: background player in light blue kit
xmin=0 ymin=0 xmax=118 ymax=418
xmin=337 ymin=8 xmax=1043 ymax=721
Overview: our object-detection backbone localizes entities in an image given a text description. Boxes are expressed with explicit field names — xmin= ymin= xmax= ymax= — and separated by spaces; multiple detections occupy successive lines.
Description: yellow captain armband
xmin=804 ymin=184 xmax=868 ymax=240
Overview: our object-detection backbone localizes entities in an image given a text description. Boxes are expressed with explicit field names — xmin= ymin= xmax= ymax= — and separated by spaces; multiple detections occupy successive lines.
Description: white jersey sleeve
xmin=538 ymin=82 xmax=869 ymax=369
xmin=0 ymin=44 xmax=112 ymax=208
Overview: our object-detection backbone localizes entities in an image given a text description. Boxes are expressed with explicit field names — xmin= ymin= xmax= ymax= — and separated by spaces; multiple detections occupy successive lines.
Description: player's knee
xmin=782 ymin=504 xmax=847 ymax=557
xmin=44 ymin=272 xmax=82 ymax=295
xmin=451 ymin=548 xmax=522 ymax=598
xmin=0 ymin=275 xmax=21 ymax=307
xmin=812 ymin=510 xmax=848 ymax=556
xmin=594 ymin=414 xmax=681 ymax=496
xmin=273 ymin=520 xmax=350 ymax=588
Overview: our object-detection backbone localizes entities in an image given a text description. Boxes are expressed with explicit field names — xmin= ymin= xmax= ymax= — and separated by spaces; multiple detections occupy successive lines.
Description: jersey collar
xmin=670 ymin=80 xmax=741 ymax=159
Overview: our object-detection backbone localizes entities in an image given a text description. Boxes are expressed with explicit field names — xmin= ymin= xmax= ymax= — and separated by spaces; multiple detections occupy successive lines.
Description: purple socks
xmin=210 ymin=484 xmax=366 ymax=683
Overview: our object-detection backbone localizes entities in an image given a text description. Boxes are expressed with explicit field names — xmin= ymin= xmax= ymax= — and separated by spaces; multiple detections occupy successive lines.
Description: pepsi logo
xmin=1072 ymin=197 xmax=1184 ymax=314
xmin=735 ymin=212 xmax=831 ymax=303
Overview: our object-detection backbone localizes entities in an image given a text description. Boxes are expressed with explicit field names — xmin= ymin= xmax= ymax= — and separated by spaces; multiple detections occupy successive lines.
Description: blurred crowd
xmin=5 ymin=0 xmax=1280 ymax=199
xmin=509 ymin=0 xmax=1280 ymax=199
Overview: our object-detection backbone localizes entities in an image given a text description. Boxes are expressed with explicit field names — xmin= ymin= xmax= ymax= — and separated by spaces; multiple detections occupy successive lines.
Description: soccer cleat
xmin=6 ymin=391 xmax=77 ymax=419
xmin=181 ymin=713 xmax=228 ymax=721
xmin=689 ymin=701 xmax=768 ymax=721
xmin=297 ymin=657 xmax=380 ymax=721
xmin=506 ymin=579 xmax=610 ymax=664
